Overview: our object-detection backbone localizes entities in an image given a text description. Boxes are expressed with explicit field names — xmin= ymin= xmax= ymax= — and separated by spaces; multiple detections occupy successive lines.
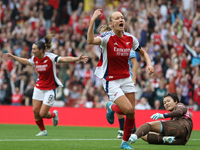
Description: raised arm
xmin=87 ymin=9 xmax=102 ymax=45
xmin=3 ymin=53 xmax=30 ymax=65
xmin=10 ymin=79 xmax=16 ymax=94
xmin=20 ymin=77 xmax=25 ymax=94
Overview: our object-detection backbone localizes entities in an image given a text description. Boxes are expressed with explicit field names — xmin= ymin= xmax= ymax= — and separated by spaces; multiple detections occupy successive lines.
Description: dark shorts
xmin=161 ymin=120 xmax=187 ymax=138
xmin=147 ymin=120 xmax=188 ymax=145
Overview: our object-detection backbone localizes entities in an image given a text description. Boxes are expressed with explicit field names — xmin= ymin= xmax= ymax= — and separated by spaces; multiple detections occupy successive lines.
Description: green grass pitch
xmin=0 ymin=124 xmax=199 ymax=150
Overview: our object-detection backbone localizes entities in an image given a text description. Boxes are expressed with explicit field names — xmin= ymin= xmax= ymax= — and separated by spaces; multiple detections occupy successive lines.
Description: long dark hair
xmin=163 ymin=93 xmax=179 ymax=103
xmin=35 ymin=34 xmax=54 ymax=52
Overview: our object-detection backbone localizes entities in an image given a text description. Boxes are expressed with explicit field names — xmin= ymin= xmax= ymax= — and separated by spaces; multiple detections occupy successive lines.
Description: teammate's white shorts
xmin=102 ymin=76 xmax=137 ymax=102
xmin=32 ymin=87 xmax=56 ymax=106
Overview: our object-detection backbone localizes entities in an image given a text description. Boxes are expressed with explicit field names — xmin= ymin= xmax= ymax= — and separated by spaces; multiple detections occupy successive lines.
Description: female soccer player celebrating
xmin=87 ymin=9 xmax=154 ymax=149
xmin=129 ymin=93 xmax=193 ymax=145
xmin=99 ymin=25 xmax=138 ymax=139
xmin=4 ymin=34 xmax=88 ymax=136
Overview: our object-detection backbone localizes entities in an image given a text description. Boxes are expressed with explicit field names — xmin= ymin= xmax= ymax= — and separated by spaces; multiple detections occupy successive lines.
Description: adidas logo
xmin=114 ymin=42 xmax=118 ymax=46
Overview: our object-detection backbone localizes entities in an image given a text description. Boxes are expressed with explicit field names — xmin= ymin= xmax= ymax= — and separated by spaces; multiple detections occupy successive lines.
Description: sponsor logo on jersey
xmin=36 ymin=64 xmax=48 ymax=71
xmin=114 ymin=47 xmax=131 ymax=52
xmin=126 ymin=42 xmax=130 ymax=45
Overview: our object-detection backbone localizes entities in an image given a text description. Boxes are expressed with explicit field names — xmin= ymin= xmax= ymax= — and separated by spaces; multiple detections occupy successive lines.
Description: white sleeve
xmin=47 ymin=53 xmax=61 ymax=63
xmin=99 ymin=36 xmax=107 ymax=48
xmin=28 ymin=56 xmax=35 ymax=66
xmin=132 ymin=36 xmax=139 ymax=51
xmin=98 ymin=32 xmax=110 ymax=48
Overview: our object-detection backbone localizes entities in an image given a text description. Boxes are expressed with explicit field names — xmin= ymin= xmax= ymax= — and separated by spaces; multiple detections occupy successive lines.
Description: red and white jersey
xmin=95 ymin=30 xmax=139 ymax=81
xmin=173 ymin=43 xmax=184 ymax=56
xmin=28 ymin=52 xmax=63 ymax=90
xmin=151 ymin=33 xmax=162 ymax=46
xmin=12 ymin=93 xmax=23 ymax=104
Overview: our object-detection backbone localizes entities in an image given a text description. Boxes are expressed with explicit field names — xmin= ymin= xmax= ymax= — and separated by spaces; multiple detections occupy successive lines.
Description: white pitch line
xmin=0 ymin=139 xmax=199 ymax=142
xmin=0 ymin=139 xmax=120 ymax=142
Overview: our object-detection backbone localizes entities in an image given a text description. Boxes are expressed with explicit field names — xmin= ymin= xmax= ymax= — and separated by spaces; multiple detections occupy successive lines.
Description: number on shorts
xmin=48 ymin=95 xmax=54 ymax=102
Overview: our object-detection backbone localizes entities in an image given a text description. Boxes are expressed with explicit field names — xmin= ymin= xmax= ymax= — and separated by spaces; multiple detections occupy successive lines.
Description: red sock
xmin=111 ymin=104 xmax=125 ymax=115
xmin=50 ymin=112 xmax=55 ymax=118
xmin=35 ymin=119 xmax=45 ymax=131
xmin=123 ymin=118 xmax=135 ymax=141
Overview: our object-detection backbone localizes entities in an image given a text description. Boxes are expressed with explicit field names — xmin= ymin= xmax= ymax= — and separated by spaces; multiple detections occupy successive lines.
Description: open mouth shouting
xmin=119 ymin=23 xmax=124 ymax=29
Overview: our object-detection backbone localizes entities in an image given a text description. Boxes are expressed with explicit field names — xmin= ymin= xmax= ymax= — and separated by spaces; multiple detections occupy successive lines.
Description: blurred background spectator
xmin=0 ymin=0 xmax=199 ymax=111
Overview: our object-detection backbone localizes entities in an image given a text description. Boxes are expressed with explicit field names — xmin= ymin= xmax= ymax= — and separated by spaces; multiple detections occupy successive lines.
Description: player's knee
xmin=33 ymin=107 xmax=40 ymax=115
xmin=124 ymin=107 xmax=135 ymax=116
xmin=141 ymin=135 xmax=148 ymax=142
xmin=39 ymin=112 xmax=47 ymax=118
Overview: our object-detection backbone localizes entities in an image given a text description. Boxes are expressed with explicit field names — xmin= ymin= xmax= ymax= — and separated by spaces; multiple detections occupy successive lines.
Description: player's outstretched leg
xmin=120 ymin=141 xmax=133 ymax=149
xmin=52 ymin=110 xmax=59 ymax=126
xmin=106 ymin=101 xmax=115 ymax=124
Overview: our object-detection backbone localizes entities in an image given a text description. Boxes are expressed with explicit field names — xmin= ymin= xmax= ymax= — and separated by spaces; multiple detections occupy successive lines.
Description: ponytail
xmin=100 ymin=25 xmax=112 ymax=33
xmin=45 ymin=34 xmax=54 ymax=49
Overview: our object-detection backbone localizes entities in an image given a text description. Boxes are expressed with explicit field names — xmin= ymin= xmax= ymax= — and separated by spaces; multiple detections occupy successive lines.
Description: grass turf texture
xmin=0 ymin=124 xmax=199 ymax=150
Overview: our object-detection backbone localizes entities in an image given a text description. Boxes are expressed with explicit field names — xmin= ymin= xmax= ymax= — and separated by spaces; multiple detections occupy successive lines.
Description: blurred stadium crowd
xmin=0 ymin=0 xmax=200 ymax=111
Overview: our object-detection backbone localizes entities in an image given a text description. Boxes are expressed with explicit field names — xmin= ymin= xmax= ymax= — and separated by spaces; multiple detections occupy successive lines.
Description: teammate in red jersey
xmin=4 ymin=34 xmax=88 ymax=136
xmin=87 ymin=9 xmax=154 ymax=149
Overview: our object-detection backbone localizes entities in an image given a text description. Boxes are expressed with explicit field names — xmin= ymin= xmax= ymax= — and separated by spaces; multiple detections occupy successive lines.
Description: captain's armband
xmin=135 ymin=45 xmax=141 ymax=52
xmin=55 ymin=56 xmax=60 ymax=63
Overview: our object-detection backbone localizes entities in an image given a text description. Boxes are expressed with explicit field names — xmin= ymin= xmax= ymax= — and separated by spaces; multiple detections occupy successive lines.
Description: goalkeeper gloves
xmin=150 ymin=113 xmax=165 ymax=120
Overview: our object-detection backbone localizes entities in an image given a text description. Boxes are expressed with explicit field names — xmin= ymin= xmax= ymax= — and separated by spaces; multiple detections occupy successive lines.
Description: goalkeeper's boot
xmin=117 ymin=130 xmax=124 ymax=139
xmin=52 ymin=110 xmax=59 ymax=126
xmin=120 ymin=141 xmax=133 ymax=149
xmin=163 ymin=136 xmax=175 ymax=144
xmin=106 ymin=101 xmax=114 ymax=124
xmin=36 ymin=130 xmax=48 ymax=136
xmin=129 ymin=134 xmax=138 ymax=144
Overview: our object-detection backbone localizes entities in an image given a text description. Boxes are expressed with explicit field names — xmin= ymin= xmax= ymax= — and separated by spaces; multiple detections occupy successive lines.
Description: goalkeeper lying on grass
xmin=129 ymin=93 xmax=193 ymax=145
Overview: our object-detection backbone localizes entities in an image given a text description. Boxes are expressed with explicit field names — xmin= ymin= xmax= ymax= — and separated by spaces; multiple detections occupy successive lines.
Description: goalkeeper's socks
xmin=35 ymin=118 xmax=45 ymax=131
xmin=135 ymin=123 xmax=150 ymax=138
